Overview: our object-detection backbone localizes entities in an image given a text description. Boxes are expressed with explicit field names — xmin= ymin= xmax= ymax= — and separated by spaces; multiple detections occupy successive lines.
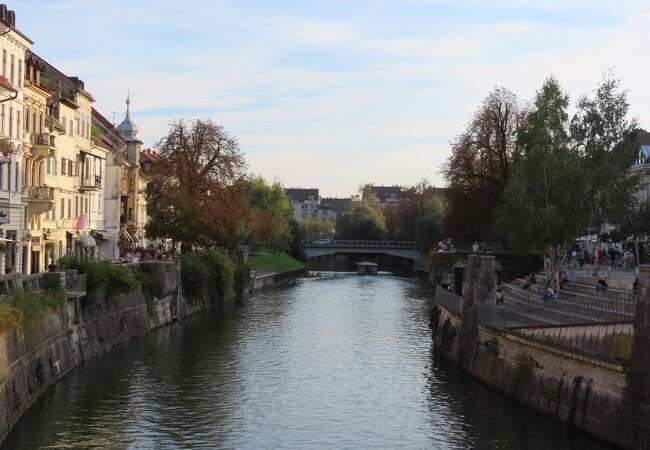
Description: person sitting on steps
xmin=541 ymin=285 xmax=555 ymax=302
xmin=596 ymin=277 xmax=608 ymax=294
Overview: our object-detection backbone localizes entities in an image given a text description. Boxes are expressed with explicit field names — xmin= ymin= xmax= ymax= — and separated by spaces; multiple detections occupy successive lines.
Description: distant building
xmin=370 ymin=185 xmax=401 ymax=204
xmin=285 ymin=188 xmax=319 ymax=221
xmin=318 ymin=197 xmax=350 ymax=222
xmin=631 ymin=130 xmax=650 ymax=205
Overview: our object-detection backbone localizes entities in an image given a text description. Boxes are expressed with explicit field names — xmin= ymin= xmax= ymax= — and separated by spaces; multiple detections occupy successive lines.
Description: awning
xmin=0 ymin=237 xmax=18 ymax=243
xmin=78 ymin=234 xmax=96 ymax=247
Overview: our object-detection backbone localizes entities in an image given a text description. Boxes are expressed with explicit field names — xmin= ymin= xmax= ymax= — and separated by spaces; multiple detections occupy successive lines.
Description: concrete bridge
xmin=302 ymin=240 xmax=428 ymax=267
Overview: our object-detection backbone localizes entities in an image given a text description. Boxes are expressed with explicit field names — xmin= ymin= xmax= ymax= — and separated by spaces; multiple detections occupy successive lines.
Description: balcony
xmin=24 ymin=186 xmax=55 ymax=218
xmin=79 ymin=175 xmax=102 ymax=192
xmin=45 ymin=115 xmax=66 ymax=134
xmin=29 ymin=132 xmax=56 ymax=158
xmin=25 ymin=185 xmax=55 ymax=202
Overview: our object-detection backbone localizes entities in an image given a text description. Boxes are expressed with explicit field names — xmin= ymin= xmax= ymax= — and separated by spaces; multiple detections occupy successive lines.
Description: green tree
xmin=498 ymin=76 xmax=589 ymax=288
xmin=298 ymin=219 xmax=336 ymax=241
xmin=415 ymin=197 xmax=446 ymax=249
xmin=570 ymin=73 xmax=641 ymax=273
xmin=239 ymin=176 xmax=294 ymax=249
xmin=335 ymin=201 xmax=387 ymax=240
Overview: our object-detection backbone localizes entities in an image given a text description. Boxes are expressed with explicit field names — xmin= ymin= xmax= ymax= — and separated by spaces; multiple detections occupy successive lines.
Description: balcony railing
xmin=24 ymin=185 xmax=55 ymax=201
xmin=79 ymin=175 xmax=102 ymax=190
xmin=45 ymin=115 xmax=65 ymax=133
xmin=31 ymin=132 xmax=56 ymax=147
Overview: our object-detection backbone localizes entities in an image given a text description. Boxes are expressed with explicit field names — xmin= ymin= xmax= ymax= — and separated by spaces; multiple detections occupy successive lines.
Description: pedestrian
xmin=596 ymin=277 xmax=608 ymax=294
xmin=609 ymin=247 xmax=616 ymax=269
xmin=472 ymin=241 xmax=480 ymax=252
xmin=542 ymin=285 xmax=555 ymax=302
xmin=633 ymin=277 xmax=639 ymax=295
xmin=578 ymin=248 xmax=585 ymax=268
xmin=561 ymin=270 xmax=569 ymax=288
xmin=496 ymin=288 xmax=504 ymax=304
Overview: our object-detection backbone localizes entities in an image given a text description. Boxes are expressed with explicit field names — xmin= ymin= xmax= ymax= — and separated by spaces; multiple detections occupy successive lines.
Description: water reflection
xmin=3 ymin=276 xmax=610 ymax=449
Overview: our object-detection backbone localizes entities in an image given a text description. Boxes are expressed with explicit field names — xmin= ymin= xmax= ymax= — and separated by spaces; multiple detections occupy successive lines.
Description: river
xmin=2 ymin=275 xmax=610 ymax=449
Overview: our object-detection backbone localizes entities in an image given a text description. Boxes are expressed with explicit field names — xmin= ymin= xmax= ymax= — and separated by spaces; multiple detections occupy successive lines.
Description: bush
xmin=0 ymin=287 xmax=66 ymax=334
xmin=181 ymin=250 xmax=235 ymax=303
xmin=137 ymin=263 xmax=165 ymax=304
xmin=234 ymin=263 xmax=250 ymax=300
xmin=58 ymin=256 xmax=138 ymax=304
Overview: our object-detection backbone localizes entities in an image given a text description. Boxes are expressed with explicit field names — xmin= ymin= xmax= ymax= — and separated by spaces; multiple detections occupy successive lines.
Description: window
xmin=39 ymin=112 xmax=43 ymax=133
xmin=15 ymin=162 xmax=18 ymax=191
xmin=60 ymin=198 xmax=64 ymax=219
xmin=32 ymin=111 xmax=36 ymax=133
xmin=18 ymin=60 xmax=21 ymax=88
xmin=74 ymin=196 xmax=78 ymax=217
xmin=46 ymin=158 xmax=50 ymax=175
xmin=69 ymin=160 xmax=73 ymax=176
xmin=16 ymin=112 xmax=20 ymax=140
xmin=61 ymin=158 xmax=67 ymax=176
xmin=8 ymin=107 xmax=12 ymax=138
xmin=67 ymin=199 xmax=71 ymax=219
xmin=7 ymin=161 xmax=11 ymax=192
xmin=25 ymin=107 xmax=29 ymax=131
xmin=1 ymin=50 xmax=5 ymax=77
xmin=10 ymin=54 xmax=14 ymax=85
xmin=69 ymin=120 xmax=73 ymax=136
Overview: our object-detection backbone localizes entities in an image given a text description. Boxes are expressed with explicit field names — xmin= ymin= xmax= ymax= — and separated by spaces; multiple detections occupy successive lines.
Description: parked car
xmin=313 ymin=239 xmax=331 ymax=246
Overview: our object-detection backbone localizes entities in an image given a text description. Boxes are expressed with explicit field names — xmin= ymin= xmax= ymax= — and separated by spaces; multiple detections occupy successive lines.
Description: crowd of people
xmin=568 ymin=246 xmax=637 ymax=270
xmin=120 ymin=247 xmax=177 ymax=263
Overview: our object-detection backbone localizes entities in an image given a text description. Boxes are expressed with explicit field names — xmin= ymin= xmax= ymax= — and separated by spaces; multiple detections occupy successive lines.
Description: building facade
xmin=285 ymin=188 xmax=319 ymax=221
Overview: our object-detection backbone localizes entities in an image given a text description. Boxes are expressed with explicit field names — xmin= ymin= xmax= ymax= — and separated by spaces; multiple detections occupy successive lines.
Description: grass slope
xmin=248 ymin=252 xmax=304 ymax=273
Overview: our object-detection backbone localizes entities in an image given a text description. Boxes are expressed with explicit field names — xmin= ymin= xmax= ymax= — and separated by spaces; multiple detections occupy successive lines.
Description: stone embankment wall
xmin=432 ymin=256 xmax=650 ymax=449
xmin=0 ymin=260 xmax=302 ymax=444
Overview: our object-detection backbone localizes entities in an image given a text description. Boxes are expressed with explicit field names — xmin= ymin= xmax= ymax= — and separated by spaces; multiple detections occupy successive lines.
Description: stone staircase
xmin=495 ymin=271 xmax=636 ymax=326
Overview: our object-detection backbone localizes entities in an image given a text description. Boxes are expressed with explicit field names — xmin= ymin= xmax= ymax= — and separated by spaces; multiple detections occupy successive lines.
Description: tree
xmin=383 ymin=179 xmax=445 ymax=248
xmin=498 ymin=76 xmax=589 ymax=289
xmin=298 ymin=219 xmax=336 ymax=241
xmin=145 ymin=119 xmax=247 ymax=248
xmin=443 ymin=87 xmax=527 ymax=244
xmin=570 ymin=73 xmax=642 ymax=273
xmin=238 ymin=176 xmax=294 ymax=249
xmin=335 ymin=201 xmax=386 ymax=240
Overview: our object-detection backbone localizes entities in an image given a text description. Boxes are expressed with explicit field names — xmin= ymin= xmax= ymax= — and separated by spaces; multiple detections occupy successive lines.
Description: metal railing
xmin=80 ymin=175 xmax=102 ymax=189
xmin=434 ymin=285 xmax=464 ymax=315
xmin=302 ymin=240 xmax=419 ymax=248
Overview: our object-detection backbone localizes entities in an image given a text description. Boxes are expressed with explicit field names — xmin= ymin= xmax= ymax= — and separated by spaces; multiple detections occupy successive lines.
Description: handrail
xmin=302 ymin=240 xmax=420 ymax=249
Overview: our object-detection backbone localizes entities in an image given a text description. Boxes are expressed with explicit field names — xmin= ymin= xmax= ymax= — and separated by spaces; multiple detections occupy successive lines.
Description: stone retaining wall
xmin=433 ymin=257 xmax=650 ymax=449
xmin=0 ymin=260 xmax=303 ymax=444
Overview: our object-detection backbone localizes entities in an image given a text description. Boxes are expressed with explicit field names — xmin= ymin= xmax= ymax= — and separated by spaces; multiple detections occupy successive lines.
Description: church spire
xmin=116 ymin=91 xmax=140 ymax=142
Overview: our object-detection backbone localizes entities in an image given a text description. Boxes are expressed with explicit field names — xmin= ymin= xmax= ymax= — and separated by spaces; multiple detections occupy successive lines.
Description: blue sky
xmin=13 ymin=1 xmax=650 ymax=196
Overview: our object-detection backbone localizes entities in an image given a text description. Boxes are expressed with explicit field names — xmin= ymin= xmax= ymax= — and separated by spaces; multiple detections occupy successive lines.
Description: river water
xmin=2 ymin=275 xmax=610 ymax=449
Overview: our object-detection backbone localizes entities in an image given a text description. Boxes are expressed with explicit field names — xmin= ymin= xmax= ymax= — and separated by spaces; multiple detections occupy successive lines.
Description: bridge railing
xmin=302 ymin=240 xmax=420 ymax=249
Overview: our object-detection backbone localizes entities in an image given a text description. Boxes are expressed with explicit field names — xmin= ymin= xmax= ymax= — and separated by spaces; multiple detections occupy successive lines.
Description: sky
xmin=12 ymin=1 xmax=650 ymax=197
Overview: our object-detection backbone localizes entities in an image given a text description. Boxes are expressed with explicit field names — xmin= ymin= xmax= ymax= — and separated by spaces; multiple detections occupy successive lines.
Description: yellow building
xmin=21 ymin=52 xmax=59 ymax=272
xmin=116 ymin=97 xmax=148 ymax=250
xmin=30 ymin=53 xmax=108 ymax=267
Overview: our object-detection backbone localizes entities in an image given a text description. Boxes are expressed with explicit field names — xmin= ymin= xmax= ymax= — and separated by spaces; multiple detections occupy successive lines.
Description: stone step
xmin=501 ymin=283 xmax=633 ymax=323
